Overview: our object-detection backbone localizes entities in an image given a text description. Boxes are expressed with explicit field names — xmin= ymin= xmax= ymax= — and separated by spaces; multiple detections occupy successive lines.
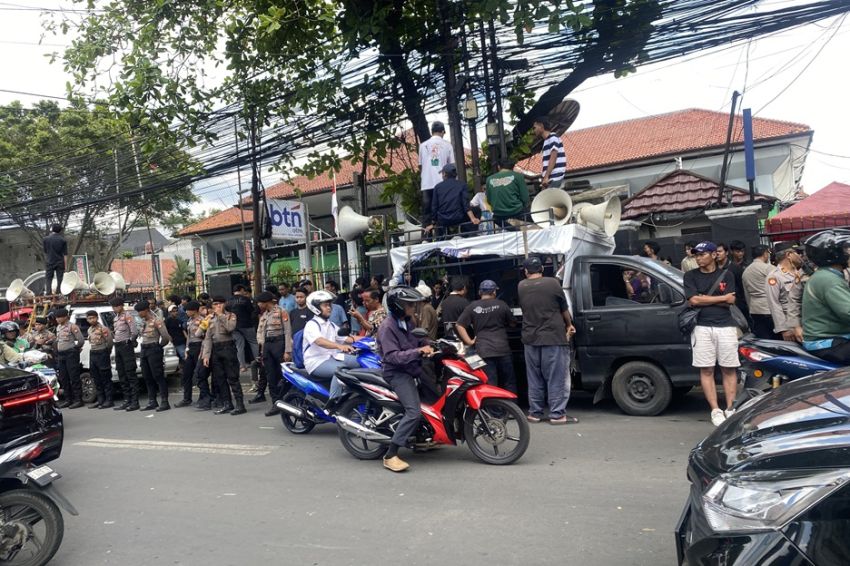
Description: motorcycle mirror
xmin=411 ymin=328 xmax=429 ymax=338
xmin=337 ymin=323 xmax=351 ymax=337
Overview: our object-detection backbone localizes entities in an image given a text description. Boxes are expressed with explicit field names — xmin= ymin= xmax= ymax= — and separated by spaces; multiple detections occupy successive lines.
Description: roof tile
xmin=766 ymin=181 xmax=850 ymax=241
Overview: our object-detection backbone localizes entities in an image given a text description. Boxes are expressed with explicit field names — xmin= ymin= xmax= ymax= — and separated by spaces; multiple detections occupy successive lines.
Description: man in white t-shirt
xmin=302 ymin=291 xmax=359 ymax=399
xmin=418 ymin=121 xmax=454 ymax=231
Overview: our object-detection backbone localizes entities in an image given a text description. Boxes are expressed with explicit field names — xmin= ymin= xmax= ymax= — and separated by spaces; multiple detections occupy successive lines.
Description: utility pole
xmin=488 ymin=19 xmax=508 ymax=161
xmin=234 ymin=116 xmax=249 ymax=281
xmin=460 ymin=17 xmax=481 ymax=192
xmin=478 ymin=20 xmax=499 ymax=172
xmin=248 ymin=111 xmax=263 ymax=293
xmin=439 ymin=0 xmax=467 ymax=181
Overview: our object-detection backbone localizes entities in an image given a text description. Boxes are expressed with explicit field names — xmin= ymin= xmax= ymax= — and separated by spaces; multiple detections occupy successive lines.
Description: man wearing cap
xmin=456 ymin=280 xmax=518 ymax=393
xmin=201 ymin=296 xmax=246 ymax=415
xmin=110 ymin=297 xmax=141 ymax=411
xmin=486 ymin=159 xmax=530 ymax=229
xmin=177 ymin=301 xmax=208 ymax=408
xmin=54 ymin=308 xmax=85 ymax=409
xmin=742 ymin=245 xmax=777 ymax=339
xmin=255 ymin=291 xmax=293 ymax=416
xmin=135 ymin=301 xmax=172 ymax=412
xmin=86 ymin=310 xmax=114 ymax=408
xmin=419 ymin=121 xmax=455 ymax=231
xmin=683 ymin=242 xmax=739 ymax=427
xmin=518 ymin=256 xmax=577 ymax=424
xmin=424 ymin=163 xmax=479 ymax=238
xmin=766 ymin=242 xmax=804 ymax=342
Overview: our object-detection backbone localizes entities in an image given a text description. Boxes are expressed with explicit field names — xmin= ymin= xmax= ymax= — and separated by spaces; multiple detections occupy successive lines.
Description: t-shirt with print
xmin=517 ymin=276 xmax=568 ymax=346
xmin=419 ymin=136 xmax=454 ymax=191
xmin=683 ymin=268 xmax=736 ymax=327
xmin=456 ymin=298 xmax=515 ymax=358
xmin=289 ymin=306 xmax=313 ymax=335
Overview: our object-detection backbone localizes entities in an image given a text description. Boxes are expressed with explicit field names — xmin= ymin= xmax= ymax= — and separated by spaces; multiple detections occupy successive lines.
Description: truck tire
xmin=611 ymin=362 xmax=673 ymax=416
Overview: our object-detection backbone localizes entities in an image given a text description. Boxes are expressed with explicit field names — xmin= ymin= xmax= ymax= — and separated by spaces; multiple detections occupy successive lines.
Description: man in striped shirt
xmin=533 ymin=119 xmax=567 ymax=190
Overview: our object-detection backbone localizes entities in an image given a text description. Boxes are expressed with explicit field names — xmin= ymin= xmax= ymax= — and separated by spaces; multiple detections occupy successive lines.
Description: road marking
xmin=75 ymin=438 xmax=277 ymax=456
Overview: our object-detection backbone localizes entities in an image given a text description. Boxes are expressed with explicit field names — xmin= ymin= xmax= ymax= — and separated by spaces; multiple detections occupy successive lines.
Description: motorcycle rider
xmin=85 ymin=310 xmax=114 ymax=409
xmin=254 ymin=291 xmax=293 ymax=417
xmin=54 ymin=308 xmax=85 ymax=409
xmin=0 ymin=322 xmax=23 ymax=365
xmin=800 ymin=230 xmax=850 ymax=363
xmin=1 ymin=321 xmax=28 ymax=352
xmin=303 ymin=290 xmax=358 ymax=400
xmin=110 ymin=297 xmax=141 ymax=411
xmin=377 ymin=286 xmax=434 ymax=473
xmin=766 ymin=241 xmax=804 ymax=342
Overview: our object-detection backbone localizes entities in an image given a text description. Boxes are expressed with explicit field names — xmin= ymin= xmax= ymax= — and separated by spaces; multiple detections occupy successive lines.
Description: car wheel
xmin=81 ymin=372 xmax=97 ymax=404
xmin=611 ymin=361 xmax=673 ymax=416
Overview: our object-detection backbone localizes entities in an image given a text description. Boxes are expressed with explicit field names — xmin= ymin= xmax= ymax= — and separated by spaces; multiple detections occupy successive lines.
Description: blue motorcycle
xmin=276 ymin=337 xmax=381 ymax=434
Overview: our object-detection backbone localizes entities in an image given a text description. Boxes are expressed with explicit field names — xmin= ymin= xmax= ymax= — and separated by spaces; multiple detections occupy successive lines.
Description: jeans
xmin=234 ymin=327 xmax=259 ymax=368
xmin=482 ymin=354 xmax=517 ymax=393
xmin=312 ymin=355 xmax=359 ymax=398
xmin=174 ymin=342 xmax=186 ymax=361
xmin=182 ymin=342 xmax=202 ymax=402
xmin=386 ymin=372 xmax=421 ymax=448
xmin=524 ymin=344 xmax=570 ymax=419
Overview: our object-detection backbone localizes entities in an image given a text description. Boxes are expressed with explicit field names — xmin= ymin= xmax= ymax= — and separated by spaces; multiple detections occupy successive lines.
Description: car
xmin=675 ymin=368 xmax=850 ymax=565
xmin=0 ymin=365 xmax=63 ymax=464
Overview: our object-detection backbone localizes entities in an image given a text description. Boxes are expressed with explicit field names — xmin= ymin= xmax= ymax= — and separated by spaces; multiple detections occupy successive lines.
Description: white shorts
xmin=691 ymin=326 xmax=740 ymax=368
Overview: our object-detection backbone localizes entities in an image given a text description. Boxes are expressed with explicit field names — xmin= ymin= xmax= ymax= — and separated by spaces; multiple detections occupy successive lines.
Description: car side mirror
xmin=671 ymin=295 xmax=686 ymax=307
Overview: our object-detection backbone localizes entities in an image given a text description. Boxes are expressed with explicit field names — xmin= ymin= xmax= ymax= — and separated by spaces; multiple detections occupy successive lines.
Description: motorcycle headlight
xmin=703 ymin=468 xmax=850 ymax=533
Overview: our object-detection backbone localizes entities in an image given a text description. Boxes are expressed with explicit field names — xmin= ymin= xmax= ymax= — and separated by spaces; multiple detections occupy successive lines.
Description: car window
xmin=588 ymin=264 xmax=683 ymax=308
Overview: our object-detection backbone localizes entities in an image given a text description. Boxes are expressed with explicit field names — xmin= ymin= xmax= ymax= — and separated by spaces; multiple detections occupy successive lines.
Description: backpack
xmin=291 ymin=329 xmax=306 ymax=369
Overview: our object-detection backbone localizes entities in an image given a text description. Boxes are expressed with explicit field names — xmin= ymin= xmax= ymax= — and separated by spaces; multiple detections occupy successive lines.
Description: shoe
xmin=550 ymin=415 xmax=579 ymax=425
xmin=140 ymin=403 xmax=159 ymax=412
xmin=383 ymin=456 xmax=410 ymax=473
xmin=114 ymin=402 xmax=130 ymax=411
xmin=57 ymin=400 xmax=71 ymax=409
xmin=99 ymin=402 xmax=115 ymax=409
xmin=248 ymin=385 xmax=258 ymax=393
xmin=67 ymin=401 xmax=84 ymax=409
xmin=231 ymin=407 xmax=247 ymax=415
xmin=526 ymin=414 xmax=542 ymax=423
xmin=125 ymin=403 xmax=140 ymax=412
xmin=264 ymin=406 xmax=281 ymax=417
xmin=174 ymin=399 xmax=192 ymax=408
xmin=156 ymin=403 xmax=171 ymax=412
xmin=196 ymin=402 xmax=211 ymax=411
xmin=711 ymin=408 xmax=726 ymax=426
xmin=248 ymin=394 xmax=266 ymax=404
xmin=88 ymin=403 xmax=101 ymax=409
xmin=212 ymin=400 xmax=223 ymax=409
xmin=724 ymin=408 xmax=737 ymax=419
xmin=214 ymin=406 xmax=234 ymax=415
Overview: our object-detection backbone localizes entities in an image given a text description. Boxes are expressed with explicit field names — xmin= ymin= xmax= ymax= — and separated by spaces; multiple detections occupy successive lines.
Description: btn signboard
xmin=267 ymin=199 xmax=305 ymax=241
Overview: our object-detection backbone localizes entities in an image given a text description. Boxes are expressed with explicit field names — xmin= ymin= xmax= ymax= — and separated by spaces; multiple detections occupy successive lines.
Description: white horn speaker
xmin=5 ymin=279 xmax=34 ymax=302
xmin=531 ymin=189 xmax=573 ymax=228
xmin=577 ymin=197 xmax=622 ymax=237
xmin=109 ymin=271 xmax=127 ymax=291
xmin=90 ymin=272 xmax=116 ymax=295
xmin=401 ymin=219 xmax=422 ymax=243
xmin=59 ymin=272 xmax=88 ymax=296
xmin=338 ymin=206 xmax=379 ymax=242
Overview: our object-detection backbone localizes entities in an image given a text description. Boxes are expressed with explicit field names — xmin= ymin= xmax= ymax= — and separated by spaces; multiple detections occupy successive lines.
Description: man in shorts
xmin=683 ymin=241 xmax=739 ymax=426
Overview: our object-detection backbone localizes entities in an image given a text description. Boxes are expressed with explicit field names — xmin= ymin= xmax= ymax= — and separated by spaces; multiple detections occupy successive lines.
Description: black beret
xmin=134 ymin=301 xmax=150 ymax=312
xmin=109 ymin=296 xmax=124 ymax=307
xmin=185 ymin=300 xmax=201 ymax=311
xmin=54 ymin=308 xmax=69 ymax=318
xmin=35 ymin=317 xmax=48 ymax=325
xmin=255 ymin=291 xmax=276 ymax=303
xmin=212 ymin=296 xmax=227 ymax=304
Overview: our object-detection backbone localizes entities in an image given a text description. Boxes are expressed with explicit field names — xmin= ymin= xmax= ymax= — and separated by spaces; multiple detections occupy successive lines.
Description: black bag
xmin=678 ymin=270 xmax=728 ymax=335
xmin=730 ymin=305 xmax=750 ymax=334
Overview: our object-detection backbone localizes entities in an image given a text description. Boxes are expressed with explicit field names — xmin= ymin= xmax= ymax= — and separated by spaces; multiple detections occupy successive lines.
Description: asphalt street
xmin=48 ymin=384 xmax=712 ymax=566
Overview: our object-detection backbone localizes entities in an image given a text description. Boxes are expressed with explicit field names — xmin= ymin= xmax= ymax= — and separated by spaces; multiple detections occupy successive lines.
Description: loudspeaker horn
xmin=577 ymin=197 xmax=622 ymax=237
xmin=5 ymin=279 xmax=34 ymax=302
xmin=90 ymin=272 xmax=116 ymax=295
xmin=59 ymin=272 xmax=88 ymax=296
xmin=401 ymin=219 xmax=422 ymax=243
xmin=531 ymin=189 xmax=573 ymax=228
xmin=571 ymin=202 xmax=590 ymax=221
xmin=338 ymin=206 xmax=380 ymax=242
xmin=109 ymin=271 xmax=127 ymax=291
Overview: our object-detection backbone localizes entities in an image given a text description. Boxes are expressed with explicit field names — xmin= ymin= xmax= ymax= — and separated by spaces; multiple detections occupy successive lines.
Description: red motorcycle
xmin=333 ymin=338 xmax=530 ymax=465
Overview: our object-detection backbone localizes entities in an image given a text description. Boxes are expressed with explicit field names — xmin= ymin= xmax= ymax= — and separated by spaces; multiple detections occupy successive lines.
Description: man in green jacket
xmin=801 ymin=229 xmax=850 ymax=364
xmin=485 ymin=159 xmax=529 ymax=228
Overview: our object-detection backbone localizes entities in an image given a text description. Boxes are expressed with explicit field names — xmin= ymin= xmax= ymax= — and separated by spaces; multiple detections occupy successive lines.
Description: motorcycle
xmin=0 ymin=437 xmax=77 ymax=566
xmin=275 ymin=336 xmax=382 ymax=434
xmin=333 ymin=336 xmax=530 ymax=465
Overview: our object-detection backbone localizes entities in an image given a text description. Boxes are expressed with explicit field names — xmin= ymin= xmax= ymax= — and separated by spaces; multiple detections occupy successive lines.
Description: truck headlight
xmin=703 ymin=469 xmax=850 ymax=533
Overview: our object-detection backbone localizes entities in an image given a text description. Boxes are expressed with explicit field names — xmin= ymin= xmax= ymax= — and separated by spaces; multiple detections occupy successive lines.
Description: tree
xmin=167 ymin=255 xmax=194 ymax=291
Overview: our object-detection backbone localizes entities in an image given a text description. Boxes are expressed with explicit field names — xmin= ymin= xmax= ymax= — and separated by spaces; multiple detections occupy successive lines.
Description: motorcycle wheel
xmin=280 ymin=391 xmax=315 ymax=435
xmin=0 ymin=488 xmax=64 ymax=566
xmin=463 ymin=398 xmax=529 ymax=465
xmin=336 ymin=396 xmax=390 ymax=460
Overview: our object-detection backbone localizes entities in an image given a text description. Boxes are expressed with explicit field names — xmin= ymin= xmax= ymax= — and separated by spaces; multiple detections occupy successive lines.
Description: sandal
xmin=526 ymin=415 xmax=542 ymax=423
xmin=550 ymin=415 xmax=579 ymax=425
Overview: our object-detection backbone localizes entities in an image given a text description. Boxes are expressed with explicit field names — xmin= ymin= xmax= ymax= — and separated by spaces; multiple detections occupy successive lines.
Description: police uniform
xmin=136 ymin=303 xmax=171 ymax=411
xmin=201 ymin=302 xmax=245 ymax=415
xmin=766 ymin=266 xmax=803 ymax=338
xmin=178 ymin=302 xmax=210 ymax=408
xmin=111 ymin=300 xmax=141 ymax=410
xmin=256 ymin=294 xmax=293 ymax=413
xmin=87 ymin=321 xmax=114 ymax=408
xmin=24 ymin=324 xmax=55 ymax=364
xmin=54 ymin=310 xmax=85 ymax=408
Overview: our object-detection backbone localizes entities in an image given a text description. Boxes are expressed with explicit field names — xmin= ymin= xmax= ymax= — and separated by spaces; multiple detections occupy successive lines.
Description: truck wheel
xmin=81 ymin=372 xmax=97 ymax=404
xmin=611 ymin=362 xmax=672 ymax=416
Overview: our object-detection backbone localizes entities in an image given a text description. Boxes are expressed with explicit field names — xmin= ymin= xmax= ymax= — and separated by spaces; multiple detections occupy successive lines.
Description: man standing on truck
xmin=486 ymin=159 xmax=530 ymax=228
xmin=518 ymin=256 xmax=578 ymax=425
xmin=533 ymin=119 xmax=567 ymax=190
xmin=425 ymin=163 xmax=479 ymax=237
xmin=683 ymin=242 xmax=739 ymax=427
xmin=419 ymin=121 xmax=454 ymax=232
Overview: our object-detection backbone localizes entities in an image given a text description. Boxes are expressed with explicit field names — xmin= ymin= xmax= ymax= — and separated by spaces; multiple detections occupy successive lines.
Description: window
xmin=589 ymin=264 xmax=683 ymax=308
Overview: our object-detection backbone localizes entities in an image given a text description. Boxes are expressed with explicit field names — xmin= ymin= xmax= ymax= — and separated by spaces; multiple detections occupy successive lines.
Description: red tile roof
xmin=107 ymin=258 xmax=177 ymax=288
xmin=518 ymin=108 xmax=812 ymax=175
xmin=765 ymin=182 xmax=850 ymax=242
xmin=178 ymin=207 xmax=253 ymax=237
xmin=622 ymin=170 xmax=774 ymax=220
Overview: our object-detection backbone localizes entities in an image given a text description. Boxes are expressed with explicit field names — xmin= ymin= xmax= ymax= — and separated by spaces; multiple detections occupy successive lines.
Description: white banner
xmin=268 ymin=199 xmax=306 ymax=241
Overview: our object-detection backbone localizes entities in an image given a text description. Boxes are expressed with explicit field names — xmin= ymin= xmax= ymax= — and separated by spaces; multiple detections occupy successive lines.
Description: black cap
xmin=134 ymin=301 xmax=149 ymax=313
xmin=431 ymin=121 xmax=445 ymax=133
xmin=54 ymin=308 xmax=69 ymax=318
xmin=85 ymin=310 xmax=98 ymax=318
xmin=523 ymin=256 xmax=543 ymax=273
xmin=774 ymin=241 xmax=803 ymax=255
xmin=441 ymin=163 xmax=457 ymax=175
xmin=185 ymin=300 xmax=201 ymax=311
xmin=255 ymin=291 xmax=276 ymax=303
xmin=212 ymin=296 xmax=227 ymax=304
xmin=35 ymin=317 xmax=48 ymax=325
xmin=108 ymin=296 xmax=124 ymax=307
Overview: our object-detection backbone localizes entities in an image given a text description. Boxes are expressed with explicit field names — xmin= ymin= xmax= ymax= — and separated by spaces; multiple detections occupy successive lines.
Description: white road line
xmin=75 ymin=438 xmax=277 ymax=456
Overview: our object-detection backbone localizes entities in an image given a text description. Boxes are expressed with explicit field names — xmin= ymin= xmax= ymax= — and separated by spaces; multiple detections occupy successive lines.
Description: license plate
xmin=26 ymin=466 xmax=59 ymax=486
xmin=464 ymin=354 xmax=486 ymax=370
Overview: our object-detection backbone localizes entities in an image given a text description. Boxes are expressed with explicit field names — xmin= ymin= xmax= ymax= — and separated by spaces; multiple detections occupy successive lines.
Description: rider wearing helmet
xmin=0 ymin=322 xmax=22 ymax=365
xmin=801 ymin=229 xmax=850 ymax=363
xmin=378 ymin=286 xmax=434 ymax=473
xmin=1 ymin=321 xmax=28 ymax=352
xmin=302 ymin=290 xmax=358 ymax=398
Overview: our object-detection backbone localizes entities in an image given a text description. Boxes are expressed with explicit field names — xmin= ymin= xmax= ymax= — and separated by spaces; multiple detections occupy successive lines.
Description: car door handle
xmin=586 ymin=314 xmax=602 ymax=322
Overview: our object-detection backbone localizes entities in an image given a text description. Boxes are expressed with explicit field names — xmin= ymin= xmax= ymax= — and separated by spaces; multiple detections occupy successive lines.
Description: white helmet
xmin=306 ymin=290 xmax=337 ymax=317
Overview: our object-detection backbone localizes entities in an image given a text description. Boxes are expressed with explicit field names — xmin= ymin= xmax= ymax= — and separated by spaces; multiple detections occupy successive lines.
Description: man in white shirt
xmin=418 ymin=121 xmax=454 ymax=231
xmin=303 ymin=291 xmax=359 ymax=399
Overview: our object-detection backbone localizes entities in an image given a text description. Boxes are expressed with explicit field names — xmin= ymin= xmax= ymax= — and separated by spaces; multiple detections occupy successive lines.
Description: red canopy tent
xmin=765 ymin=182 xmax=850 ymax=242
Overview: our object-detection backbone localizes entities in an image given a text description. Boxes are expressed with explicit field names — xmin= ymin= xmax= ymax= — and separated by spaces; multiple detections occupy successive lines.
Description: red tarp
xmin=766 ymin=182 xmax=850 ymax=242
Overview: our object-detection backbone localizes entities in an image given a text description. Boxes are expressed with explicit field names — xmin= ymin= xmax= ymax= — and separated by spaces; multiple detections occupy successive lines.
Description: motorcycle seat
xmin=750 ymin=339 xmax=822 ymax=360
xmin=339 ymin=368 xmax=389 ymax=387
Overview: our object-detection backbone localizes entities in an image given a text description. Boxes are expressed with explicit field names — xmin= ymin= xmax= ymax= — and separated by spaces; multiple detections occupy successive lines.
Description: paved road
xmin=48 ymin=389 xmax=712 ymax=566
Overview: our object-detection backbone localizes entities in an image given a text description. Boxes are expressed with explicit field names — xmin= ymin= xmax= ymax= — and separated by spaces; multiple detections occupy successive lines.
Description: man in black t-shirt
xmin=43 ymin=224 xmax=67 ymax=295
xmin=228 ymin=284 xmax=259 ymax=372
xmin=437 ymin=277 xmax=470 ymax=337
xmin=683 ymin=241 xmax=740 ymax=427
xmin=288 ymin=288 xmax=313 ymax=335
xmin=455 ymin=280 xmax=517 ymax=392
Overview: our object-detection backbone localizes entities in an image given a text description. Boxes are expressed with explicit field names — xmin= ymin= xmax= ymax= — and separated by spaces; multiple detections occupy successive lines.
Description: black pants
xmin=751 ymin=314 xmax=779 ymax=340
xmin=211 ymin=341 xmax=242 ymax=408
xmin=421 ymin=189 xmax=433 ymax=227
xmin=811 ymin=338 xmax=850 ymax=365
xmin=261 ymin=339 xmax=285 ymax=400
xmin=140 ymin=344 xmax=167 ymax=405
xmin=182 ymin=342 xmax=202 ymax=401
xmin=44 ymin=263 xmax=64 ymax=295
xmin=193 ymin=348 xmax=212 ymax=404
xmin=114 ymin=341 xmax=138 ymax=405
xmin=482 ymin=354 xmax=517 ymax=393
xmin=385 ymin=372 xmax=421 ymax=448
xmin=56 ymin=350 xmax=82 ymax=402
xmin=90 ymin=349 xmax=113 ymax=403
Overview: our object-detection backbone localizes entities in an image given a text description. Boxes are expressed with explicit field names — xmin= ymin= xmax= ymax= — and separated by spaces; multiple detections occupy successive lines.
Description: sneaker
xmin=383 ymin=456 xmax=410 ymax=473
xmin=710 ymin=408 xmax=726 ymax=426
xmin=724 ymin=408 xmax=736 ymax=419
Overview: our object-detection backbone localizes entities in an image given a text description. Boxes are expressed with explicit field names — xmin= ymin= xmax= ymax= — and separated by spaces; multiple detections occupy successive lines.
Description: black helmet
xmin=0 ymin=321 xmax=19 ymax=335
xmin=803 ymin=229 xmax=850 ymax=268
xmin=386 ymin=286 xmax=424 ymax=319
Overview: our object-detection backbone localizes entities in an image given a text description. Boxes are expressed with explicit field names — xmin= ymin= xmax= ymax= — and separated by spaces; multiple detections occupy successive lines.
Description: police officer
xmin=176 ymin=301 xmax=209 ymax=408
xmin=194 ymin=303 xmax=215 ymax=410
xmin=254 ymin=291 xmax=293 ymax=417
xmin=766 ymin=242 xmax=804 ymax=342
xmin=201 ymin=296 xmax=246 ymax=415
xmin=54 ymin=308 xmax=85 ymax=409
xmin=86 ymin=310 xmax=114 ymax=409
xmin=135 ymin=300 xmax=171 ymax=412
xmin=24 ymin=317 xmax=56 ymax=365
xmin=111 ymin=297 xmax=140 ymax=411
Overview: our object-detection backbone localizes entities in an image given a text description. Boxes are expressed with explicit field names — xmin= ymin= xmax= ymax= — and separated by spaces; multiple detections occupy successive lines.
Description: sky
xmin=1 ymin=0 xmax=848 ymax=217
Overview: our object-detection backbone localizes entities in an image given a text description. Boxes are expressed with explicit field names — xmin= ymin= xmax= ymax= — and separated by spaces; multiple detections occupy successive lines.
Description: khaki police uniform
xmin=201 ymin=311 xmax=243 ymax=412
xmin=55 ymin=320 xmax=85 ymax=406
xmin=139 ymin=314 xmax=171 ymax=409
xmin=256 ymin=306 xmax=293 ymax=402
xmin=87 ymin=323 xmax=114 ymax=406
xmin=112 ymin=310 xmax=140 ymax=409
xmin=766 ymin=266 xmax=803 ymax=338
